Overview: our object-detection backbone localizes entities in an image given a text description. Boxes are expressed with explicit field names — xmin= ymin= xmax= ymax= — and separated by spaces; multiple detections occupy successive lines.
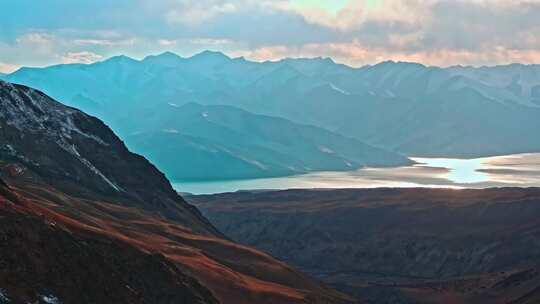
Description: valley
xmin=2 ymin=2 xmax=540 ymax=303
xmin=189 ymin=187 xmax=540 ymax=304
xmin=0 ymin=80 xmax=350 ymax=304
xmin=2 ymin=54 xmax=540 ymax=303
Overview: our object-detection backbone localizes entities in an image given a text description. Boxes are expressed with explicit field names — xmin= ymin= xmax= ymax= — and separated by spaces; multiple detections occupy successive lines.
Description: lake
xmin=172 ymin=153 xmax=540 ymax=194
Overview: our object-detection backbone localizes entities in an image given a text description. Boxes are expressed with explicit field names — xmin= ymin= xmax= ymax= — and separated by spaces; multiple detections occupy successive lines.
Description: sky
xmin=1 ymin=0 xmax=540 ymax=73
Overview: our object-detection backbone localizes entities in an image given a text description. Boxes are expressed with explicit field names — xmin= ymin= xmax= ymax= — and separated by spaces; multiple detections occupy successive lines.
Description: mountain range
xmin=122 ymin=102 xmax=410 ymax=180
xmin=1 ymin=52 xmax=415 ymax=180
xmin=0 ymin=80 xmax=351 ymax=304
xmin=3 ymin=51 xmax=540 ymax=164
xmin=2 ymin=52 xmax=539 ymax=303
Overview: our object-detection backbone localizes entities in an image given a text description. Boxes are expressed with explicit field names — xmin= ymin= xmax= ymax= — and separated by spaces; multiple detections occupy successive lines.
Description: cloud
xmin=60 ymin=51 xmax=103 ymax=64
xmin=238 ymin=40 xmax=540 ymax=67
xmin=73 ymin=38 xmax=136 ymax=46
xmin=277 ymin=0 xmax=540 ymax=58
xmin=158 ymin=39 xmax=178 ymax=46
xmin=14 ymin=32 xmax=55 ymax=56
xmin=0 ymin=62 xmax=20 ymax=73
xmin=15 ymin=32 xmax=53 ymax=45
xmin=165 ymin=1 xmax=238 ymax=25
xmin=232 ymin=46 xmax=290 ymax=61
xmin=282 ymin=0 xmax=426 ymax=30
xmin=189 ymin=38 xmax=233 ymax=45
xmin=1 ymin=0 xmax=539 ymax=67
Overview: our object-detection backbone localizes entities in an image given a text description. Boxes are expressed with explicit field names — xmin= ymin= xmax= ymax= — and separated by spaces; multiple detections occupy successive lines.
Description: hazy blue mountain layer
xmin=122 ymin=102 xmax=410 ymax=180
xmin=6 ymin=51 xmax=540 ymax=160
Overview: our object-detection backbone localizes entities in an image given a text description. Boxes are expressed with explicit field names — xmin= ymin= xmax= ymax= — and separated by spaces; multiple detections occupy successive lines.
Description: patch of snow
xmin=162 ymin=129 xmax=179 ymax=134
xmin=0 ymin=83 xmax=108 ymax=146
xmin=0 ymin=289 xmax=10 ymax=303
xmin=243 ymin=158 xmax=267 ymax=170
xmin=2 ymin=144 xmax=16 ymax=157
xmin=385 ymin=90 xmax=396 ymax=98
xmin=58 ymin=142 xmax=123 ymax=192
xmin=187 ymin=141 xmax=220 ymax=153
xmin=318 ymin=146 xmax=335 ymax=154
xmin=235 ymin=154 xmax=267 ymax=170
xmin=287 ymin=166 xmax=302 ymax=172
xmin=0 ymin=144 xmax=39 ymax=167
xmin=0 ymin=81 xmax=128 ymax=192
xmin=329 ymin=83 xmax=350 ymax=95
xmin=64 ymin=115 xmax=108 ymax=146
xmin=41 ymin=294 xmax=61 ymax=304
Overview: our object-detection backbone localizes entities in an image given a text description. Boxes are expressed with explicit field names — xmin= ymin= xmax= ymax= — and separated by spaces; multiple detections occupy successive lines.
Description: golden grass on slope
xmin=3 ymin=181 xmax=352 ymax=304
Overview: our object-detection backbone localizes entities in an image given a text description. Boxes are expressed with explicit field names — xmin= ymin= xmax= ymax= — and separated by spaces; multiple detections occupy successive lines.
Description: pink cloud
xmin=0 ymin=62 xmax=20 ymax=73
xmin=238 ymin=41 xmax=540 ymax=67
xmin=60 ymin=51 xmax=103 ymax=64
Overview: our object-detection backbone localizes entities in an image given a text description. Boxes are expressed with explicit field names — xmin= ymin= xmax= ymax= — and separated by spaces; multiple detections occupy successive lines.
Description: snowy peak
xmin=0 ymin=80 xmax=121 ymax=192
xmin=0 ymin=80 xmax=87 ymax=133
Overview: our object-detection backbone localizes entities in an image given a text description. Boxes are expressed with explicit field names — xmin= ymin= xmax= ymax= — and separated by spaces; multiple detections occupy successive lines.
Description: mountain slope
xmin=123 ymin=102 xmax=410 ymax=180
xmin=0 ymin=188 xmax=218 ymax=304
xmin=0 ymin=80 xmax=352 ymax=304
xmin=228 ymin=61 xmax=540 ymax=157
xmin=0 ymin=80 xmax=214 ymax=233
xmin=189 ymin=187 xmax=540 ymax=304
xmin=7 ymin=52 xmax=540 ymax=158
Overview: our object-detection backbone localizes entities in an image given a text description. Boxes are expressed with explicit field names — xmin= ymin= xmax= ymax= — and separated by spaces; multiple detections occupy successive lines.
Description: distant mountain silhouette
xmin=122 ymin=102 xmax=410 ymax=180
xmin=6 ymin=51 xmax=540 ymax=159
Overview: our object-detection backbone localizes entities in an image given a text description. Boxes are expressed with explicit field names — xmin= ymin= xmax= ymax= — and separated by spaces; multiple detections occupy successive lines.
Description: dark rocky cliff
xmin=0 ymin=80 xmax=217 ymax=235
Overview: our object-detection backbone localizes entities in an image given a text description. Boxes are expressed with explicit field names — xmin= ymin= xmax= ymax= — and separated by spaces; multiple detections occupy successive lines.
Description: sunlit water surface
xmin=172 ymin=153 xmax=540 ymax=194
